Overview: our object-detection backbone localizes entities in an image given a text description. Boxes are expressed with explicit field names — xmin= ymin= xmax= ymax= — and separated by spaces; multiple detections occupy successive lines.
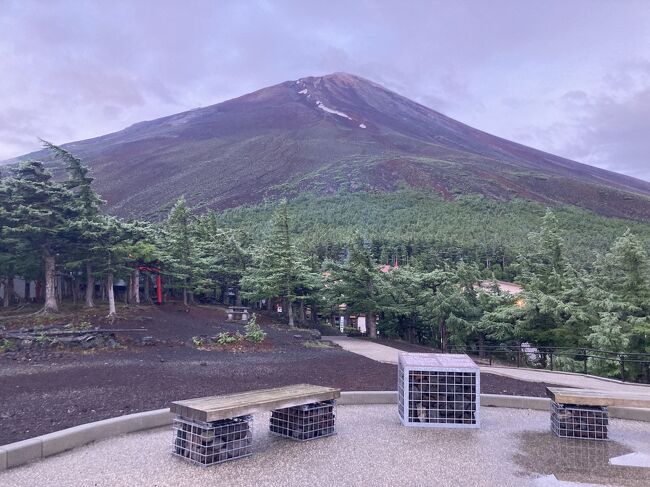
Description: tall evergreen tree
xmin=241 ymin=201 xmax=314 ymax=327
xmin=588 ymin=230 xmax=650 ymax=356
xmin=323 ymin=234 xmax=383 ymax=338
xmin=3 ymin=161 xmax=78 ymax=313
xmin=164 ymin=197 xmax=195 ymax=306
xmin=42 ymin=141 xmax=104 ymax=308
xmin=513 ymin=209 xmax=592 ymax=349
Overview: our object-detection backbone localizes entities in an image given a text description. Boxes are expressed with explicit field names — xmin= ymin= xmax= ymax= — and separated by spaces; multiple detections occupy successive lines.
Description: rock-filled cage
xmin=270 ymin=400 xmax=336 ymax=441
xmin=172 ymin=415 xmax=253 ymax=466
xmin=550 ymin=401 xmax=608 ymax=440
xmin=398 ymin=352 xmax=480 ymax=428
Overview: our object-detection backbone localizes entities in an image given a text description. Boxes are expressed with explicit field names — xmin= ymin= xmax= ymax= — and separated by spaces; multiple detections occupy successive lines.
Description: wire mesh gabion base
xmin=172 ymin=415 xmax=253 ymax=466
xmin=408 ymin=371 xmax=477 ymax=425
xmin=398 ymin=353 xmax=480 ymax=428
xmin=269 ymin=400 xmax=336 ymax=441
xmin=551 ymin=401 xmax=608 ymax=440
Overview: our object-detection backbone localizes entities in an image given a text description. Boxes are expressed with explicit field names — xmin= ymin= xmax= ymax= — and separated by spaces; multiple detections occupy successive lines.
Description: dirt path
xmin=328 ymin=336 xmax=650 ymax=393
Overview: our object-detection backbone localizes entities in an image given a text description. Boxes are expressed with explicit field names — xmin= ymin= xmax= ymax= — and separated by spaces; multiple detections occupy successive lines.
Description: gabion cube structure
xmin=398 ymin=352 xmax=480 ymax=428
xmin=270 ymin=400 xmax=336 ymax=441
xmin=173 ymin=415 xmax=253 ymax=466
xmin=551 ymin=401 xmax=608 ymax=440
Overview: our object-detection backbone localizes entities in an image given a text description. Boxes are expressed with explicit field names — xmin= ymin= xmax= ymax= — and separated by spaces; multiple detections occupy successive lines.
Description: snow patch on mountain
xmin=316 ymin=100 xmax=351 ymax=119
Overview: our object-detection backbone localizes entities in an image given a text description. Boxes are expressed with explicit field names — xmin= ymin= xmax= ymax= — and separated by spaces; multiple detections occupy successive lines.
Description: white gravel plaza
xmin=2 ymin=405 xmax=649 ymax=487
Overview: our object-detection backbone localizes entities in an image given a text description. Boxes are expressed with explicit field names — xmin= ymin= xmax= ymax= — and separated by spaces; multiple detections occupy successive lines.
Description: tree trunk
xmin=144 ymin=273 xmax=152 ymax=304
xmin=235 ymin=287 xmax=241 ymax=306
xmin=107 ymin=271 xmax=116 ymax=318
xmin=85 ymin=261 xmax=95 ymax=308
xmin=311 ymin=302 xmax=318 ymax=325
xmin=3 ymin=275 xmax=13 ymax=308
xmin=367 ymin=311 xmax=377 ymax=339
xmin=183 ymin=283 xmax=188 ymax=307
xmin=43 ymin=249 xmax=58 ymax=313
xmin=299 ymin=300 xmax=305 ymax=324
xmin=266 ymin=298 xmax=272 ymax=311
xmin=287 ymin=298 xmax=295 ymax=328
xmin=56 ymin=273 xmax=62 ymax=303
xmin=220 ymin=285 xmax=227 ymax=304
xmin=125 ymin=273 xmax=132 ymax=304
xmin=478 ymin=333 xmax=486 ymax=358
xmin=71 ymin=276 xmax=78 ymax=306
xmin=24 ymin=281 xmax=30 ymax=302
xmin=133 ymin=268 xmax=140 ymax=304
xmin=35 ymin=280 xmax=42 ymax=302
xmin=439 ymin=319 xmax=448 ymax=352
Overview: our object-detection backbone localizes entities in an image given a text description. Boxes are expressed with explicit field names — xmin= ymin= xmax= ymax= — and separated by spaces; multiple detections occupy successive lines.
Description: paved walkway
xmin=324 ymin=336 xmax=650 ymax=393
xmin=2 ymin=406 xmax=648 ymax=486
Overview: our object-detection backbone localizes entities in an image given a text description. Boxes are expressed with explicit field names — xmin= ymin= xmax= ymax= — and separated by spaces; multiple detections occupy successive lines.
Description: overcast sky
xmin=1 ymin=0 xmax=649 ymax=181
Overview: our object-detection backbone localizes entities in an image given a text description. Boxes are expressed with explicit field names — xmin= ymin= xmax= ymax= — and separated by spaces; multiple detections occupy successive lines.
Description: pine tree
xmin=588 ymin=230 xmax=650 ymax=357
xmin=85 ymin=216 xmax=138 ymax=319
xmin=323 ymin=233 xmax=383 ymax=338
xmin=241 ymin=201 xmax=315 ymax=327
xmin=193 ymin=213 xmax=251 ymax=304
xmin=513 ymin=209 xmax=592 ymax=349
xmin=42 ymin=141 xmax=104 ymax=308
xmin=164 ymin=197 xmax=195 ymax=306
xmin=3 ymin=161 xmax=78 ymax=313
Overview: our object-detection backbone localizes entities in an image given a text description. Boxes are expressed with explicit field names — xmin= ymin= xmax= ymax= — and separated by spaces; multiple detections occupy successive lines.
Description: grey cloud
xmin=566 ymin=88 xmax=650 ymax=180
xmin=1 ymin=0 xmax=649 ymax=182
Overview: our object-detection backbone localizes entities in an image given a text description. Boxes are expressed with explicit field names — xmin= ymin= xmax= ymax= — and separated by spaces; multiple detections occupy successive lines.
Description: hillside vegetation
xmin=216 ymin=189 xmax=650 ymax=274
xmin=2 ymin=144 xmax=649 ymax=383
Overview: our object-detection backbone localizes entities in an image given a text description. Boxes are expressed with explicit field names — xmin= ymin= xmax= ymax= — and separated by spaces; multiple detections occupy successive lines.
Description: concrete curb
xmin=1 ymin=392 xmax=649 ymax=472
xmin=0 ymin=408 xmax=173 ymax=472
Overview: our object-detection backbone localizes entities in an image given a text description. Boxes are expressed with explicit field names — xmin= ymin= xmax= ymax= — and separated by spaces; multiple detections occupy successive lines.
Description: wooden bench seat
xmin=546 ymin=387 xmax=650 ymax=408
xmin=546 ymin=386 xmax=650 ymax=441
xmin=171 ymin=384 xmax=341 ymax=422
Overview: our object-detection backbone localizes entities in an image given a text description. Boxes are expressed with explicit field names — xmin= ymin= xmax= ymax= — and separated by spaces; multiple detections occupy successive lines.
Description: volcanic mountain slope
xmin=5 ymin=72 xmax=650 ymax=219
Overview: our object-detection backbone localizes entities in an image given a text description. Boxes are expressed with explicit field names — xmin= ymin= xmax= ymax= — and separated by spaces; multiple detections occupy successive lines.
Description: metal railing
xmin=446 ymin=344 xmax=650 ymax=384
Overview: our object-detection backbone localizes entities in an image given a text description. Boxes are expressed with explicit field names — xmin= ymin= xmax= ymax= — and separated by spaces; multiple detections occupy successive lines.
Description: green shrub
xmin=344 ymin=326 xmax=364 ymax=337
xmin=217 ymin=332 xmax=239 ymax=345
xmin=0 ymin=338 xmax=14 ymax=353
xmin=244 ymin=314 xmax=266 ymax=343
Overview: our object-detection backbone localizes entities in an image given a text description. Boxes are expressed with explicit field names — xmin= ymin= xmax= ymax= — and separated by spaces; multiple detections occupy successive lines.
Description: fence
xmin=446 ymin=344 xmax=650 ymax=384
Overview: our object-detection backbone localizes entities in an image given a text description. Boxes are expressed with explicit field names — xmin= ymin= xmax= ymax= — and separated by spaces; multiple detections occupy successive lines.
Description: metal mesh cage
xmin=270 ymin=400 xmax=336 ymax=441
xmin=173 ymin=415 xmax=253 ymax=466
xmin=398 ymin=363 xmax=405 ymax=420
xmin=398 ymin=353 xmax=480 ymax=428
xmin=550 ymin=401 xmax=608 ymax=440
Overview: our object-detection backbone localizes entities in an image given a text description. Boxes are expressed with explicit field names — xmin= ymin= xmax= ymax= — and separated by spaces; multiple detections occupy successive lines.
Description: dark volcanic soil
xmin=1 ymin=304 xmax=554 ymax=445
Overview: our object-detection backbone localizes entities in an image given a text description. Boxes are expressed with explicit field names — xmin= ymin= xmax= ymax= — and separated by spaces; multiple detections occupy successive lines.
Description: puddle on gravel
xmin=513 ymin=431 xmax=650 ymax=487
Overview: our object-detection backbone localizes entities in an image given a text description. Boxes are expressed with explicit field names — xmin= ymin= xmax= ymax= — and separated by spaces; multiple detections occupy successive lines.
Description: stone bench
xmin=227 ymin=306 xmax=249 ymax=322
xmin=546 ymin=387 xmax=650 ymax=440
xmin=170 ymin=384 xmax=341 ymax=466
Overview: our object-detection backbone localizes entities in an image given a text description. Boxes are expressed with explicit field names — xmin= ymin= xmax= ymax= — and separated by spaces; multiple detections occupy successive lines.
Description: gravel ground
xmin=0 ymin=305 xmax=558 ymax=446
xmin=2 ymin=405 xmax=649 ymax=487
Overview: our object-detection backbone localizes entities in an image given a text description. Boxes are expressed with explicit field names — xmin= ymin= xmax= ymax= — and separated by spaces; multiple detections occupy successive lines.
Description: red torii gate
xmin=138 ymin=265 xmax=163 ymax=305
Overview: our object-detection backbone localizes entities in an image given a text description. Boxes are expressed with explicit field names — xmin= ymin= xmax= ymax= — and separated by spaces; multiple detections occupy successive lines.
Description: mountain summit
xmin=5 ymin=72 xmax=650 ymax=219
